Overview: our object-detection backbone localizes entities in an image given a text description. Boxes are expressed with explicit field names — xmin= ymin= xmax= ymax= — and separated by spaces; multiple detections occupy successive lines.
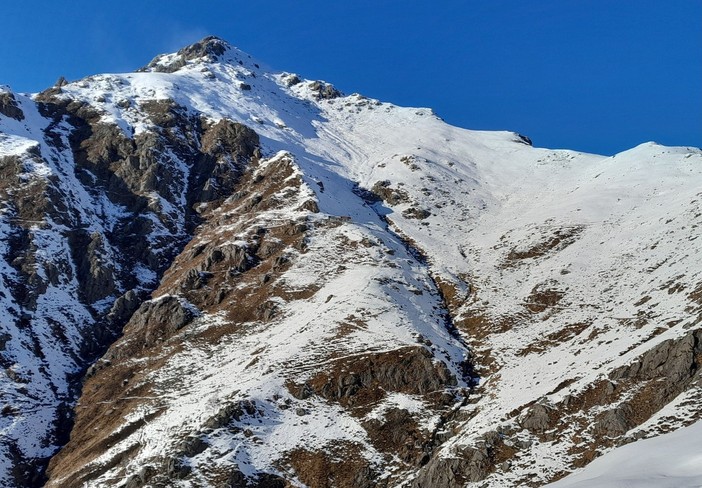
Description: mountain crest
xmin=139 ymin=36 xmax=260 ymax=74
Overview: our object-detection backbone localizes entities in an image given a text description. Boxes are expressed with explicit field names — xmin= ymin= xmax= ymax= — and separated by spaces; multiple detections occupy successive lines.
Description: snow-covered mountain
xmin=0 ymin=36 xmax=700 ymax=487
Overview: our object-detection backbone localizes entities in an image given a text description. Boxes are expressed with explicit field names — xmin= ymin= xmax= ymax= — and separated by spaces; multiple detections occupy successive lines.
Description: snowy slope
xmin=0 ymin=37 xmax=700 ymax=487
xmin=546 ymin=419 xmax=702 ymax=488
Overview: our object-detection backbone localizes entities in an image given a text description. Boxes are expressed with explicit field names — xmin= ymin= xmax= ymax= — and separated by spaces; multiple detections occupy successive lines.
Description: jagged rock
xmin=66 ymin=230 xmax=115 ymax=304
xmin=203 ymin=400 xmax=258 ymax=429
xmin=594 ymin=404 xmax=635 ymax=436
xmin=283 ymin=221 xmax=307 ymax=236
xmin=282 ymin=73 xmax=301 ymax=87
xmin=308 ymin=80 xmax=341 ymax=100
xmin=195 ymin=119 xmax=260 ymax=202
xmin=298 ymin=199 xmax=320 ymax=213
xmin=520 ymin=403 xmax=554 ymax=433
xmin=124 ymin=466 xmax=156 ymax=488
xmin=290 ymin=346 xmax=456 ymax=407
xmin=178 ymin=36 xmax=229 ymax=61
xmin=165 ymin=456 xmax=191 ymax=479
xmin=139 ymin=99 xmax=187 ymax=129
xmin=514 ymin=133 xmax=533 ymax=145
xmin=255 ymin=301 xmax=278 ymax=322
xmin=229 ymin=470 xmax=287 ymax=488
xmin=411 ymin=448 xmax=491 ymax=487
xmin=371 ymin=180 xmax=410 ymax=205
xmin=4 ymin=35 xmax=699 ymax=488
xmin=0 ymin=92 xmax=24 ymax=120
xmin=141 ymin=36 xmax=230 ymax=73
xmin=402 ymin=207 xmax=431 ymax=220
xmin=362 ymin=408 xmax=428 ymax=464
xmin=610 ymin=330 xmax=701 ymax=383
xmin=201 ymin=119 xmax=259 ymax=162
xmin=106 ymin=290 xmax=142 ymax=325
xmin=204 ymin=244 xmax=251 ymax=271
xmin=129 ymin=296 xmax=198 ymax=346
xmin=177 ymin=436 xmax=209 ymax=457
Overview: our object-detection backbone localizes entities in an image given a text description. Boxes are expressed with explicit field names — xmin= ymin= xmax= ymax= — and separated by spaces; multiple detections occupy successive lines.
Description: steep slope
xmin=0 ymin=37 xmax=700 ymax=487
xmin=0 ymin=41 xmax=265 ymax=485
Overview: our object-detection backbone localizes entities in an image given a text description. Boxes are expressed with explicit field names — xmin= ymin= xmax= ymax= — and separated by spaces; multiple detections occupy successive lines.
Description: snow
xmin=546 ymin=419 xmax=702 ymax=488
xmin=1 ymin=38 xmax=701 ymax=486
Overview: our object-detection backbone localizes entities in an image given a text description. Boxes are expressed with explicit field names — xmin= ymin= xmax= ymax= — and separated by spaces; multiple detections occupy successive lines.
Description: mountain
xmin=0 ymin=36 xmax=700 ymax=487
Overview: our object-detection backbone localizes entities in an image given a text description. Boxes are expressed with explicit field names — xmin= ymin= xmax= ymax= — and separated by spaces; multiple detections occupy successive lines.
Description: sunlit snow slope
xmin=546 ymin=419 xmax=702 ymax=488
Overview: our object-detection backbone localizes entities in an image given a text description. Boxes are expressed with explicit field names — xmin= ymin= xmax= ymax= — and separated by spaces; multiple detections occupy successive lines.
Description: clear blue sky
xmin=1 ymin=1 xmax=700 ymax=155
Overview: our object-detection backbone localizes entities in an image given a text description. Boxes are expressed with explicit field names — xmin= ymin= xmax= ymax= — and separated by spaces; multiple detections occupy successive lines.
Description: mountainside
xmin=0 ymin=37 xmax=700 ymax=487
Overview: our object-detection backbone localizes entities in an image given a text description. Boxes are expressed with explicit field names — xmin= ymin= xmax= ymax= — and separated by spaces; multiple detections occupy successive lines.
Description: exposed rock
xmin=67 ymin=230 xmax=116 ymax=304
xmin=289 ymin=346 xmax=456 ymax=409
xmin=524 ymin=281 xmax=565 ymax=313
xmin=286 ymin=442 xmax=379 ymax=488
xmin=402 ymin=207 xmax=431 ymax=220
xmin=308 ymin=81 xmax=342 ymax=100
xmin=5 ymin=35 xmax=699 ymax=488
xmin=610 ymin=330 xmax=700 ymax=383
xmin=165 ymin=456 xmax=191 ymax=479
xmin=371 ymin=180 xmax=410 ymax=205
xmin=229 ymin=471 xmax=287 ymax=488
xmin=282 ymin=73 xmax=302 ymax=87
xmin=514 ymin=133 xmax=533 ymax=145
xmin=411 ymin=449 xmax=490 ymax=487
xmin=127 ymin=296 xmax=199 ymax=347
xmin=178 ymin=36 xmax=229 ymax=61
xmin=140 ymin=36 xmax=230 ymax=73
xmin=203 ymin=400 xmax=259 ymax=429
xmin=106 ymin=290 xmax=143 ymax=327
xmin=0 ymin=92 xmax=24 ymax=120
xmin=594 ymin=404 xmax=635 ymax=436
xmin=519 ymin=403 xmax=554 ymax=433
xmin=362 ymin=408 xmax=429 ymax=464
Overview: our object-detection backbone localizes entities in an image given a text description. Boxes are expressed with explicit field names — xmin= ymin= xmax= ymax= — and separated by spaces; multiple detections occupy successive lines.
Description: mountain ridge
xmin=0 ymin=36 xmax=700 ymax=487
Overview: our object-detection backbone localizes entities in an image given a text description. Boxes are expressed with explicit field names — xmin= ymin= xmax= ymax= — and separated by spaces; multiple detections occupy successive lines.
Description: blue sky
xmin=0 ymin=1 xmax=699 ymax=155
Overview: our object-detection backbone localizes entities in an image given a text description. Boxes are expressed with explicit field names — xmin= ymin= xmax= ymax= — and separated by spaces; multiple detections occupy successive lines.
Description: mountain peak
xmin=138 ymin=35 xmax=258 ymax=74
xmin=178 ymin=35 xmax=230 ymax=61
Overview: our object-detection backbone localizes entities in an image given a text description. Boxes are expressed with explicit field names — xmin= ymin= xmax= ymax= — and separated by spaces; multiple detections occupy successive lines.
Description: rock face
xmin=0 ymin=69 xmax=261 ymax=486
xmin=0 ymin=91 xmax=24 ymax=120
xmin=0 ymin=37 xmax=701 ymax=488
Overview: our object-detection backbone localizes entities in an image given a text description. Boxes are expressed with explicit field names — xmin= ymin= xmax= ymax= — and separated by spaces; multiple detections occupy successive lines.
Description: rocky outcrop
xmin=610 ymin=330 xmax=700 ymax=384
xmin=411 ymin=430 xmax=518 ymax=487
xmin=371 ymin=180 xmax=410 ymax=205
xmin=140 ymin=36 xmax=231 ymax=73
xmin=126 ymin=296 xmax=199 ymax=347
xmin=44 ymin=150 xmax=317 ymax=487
xmin=308 ymin=80 xmax=342 ymax=100
xmin=286 ymin=442 xmax=378 ymax=488
xmin=410 ymin=328 xmax=702 ymax=486
xmin=0 ymin=75 xmax=261 ymax=484
xmin=0 ymin=91 xmax=24 ymax=120
xmin=288 ymin=346 xmax=456 ymax=408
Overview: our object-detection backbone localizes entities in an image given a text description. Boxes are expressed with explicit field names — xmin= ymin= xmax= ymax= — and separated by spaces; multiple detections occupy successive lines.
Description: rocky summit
xmin=0 ymin=36 xmax=701 ymax=488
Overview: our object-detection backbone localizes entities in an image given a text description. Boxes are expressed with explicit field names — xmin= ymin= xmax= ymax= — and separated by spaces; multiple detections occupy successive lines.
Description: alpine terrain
xmin=0 ymin=37 xmax=701 ymax=487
